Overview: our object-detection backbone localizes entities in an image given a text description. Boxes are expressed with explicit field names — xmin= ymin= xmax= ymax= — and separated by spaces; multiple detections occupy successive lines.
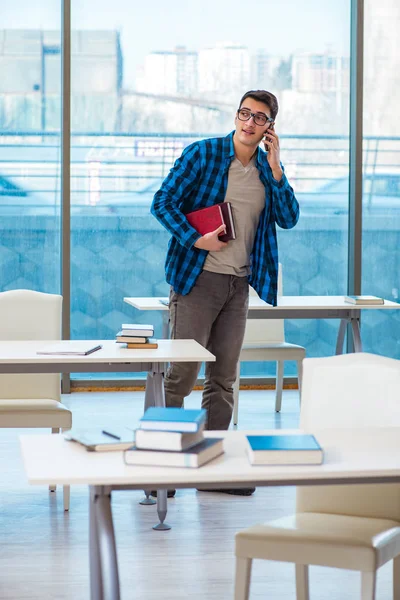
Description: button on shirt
xmin=203 ymin=156 xmax=266 ymax=277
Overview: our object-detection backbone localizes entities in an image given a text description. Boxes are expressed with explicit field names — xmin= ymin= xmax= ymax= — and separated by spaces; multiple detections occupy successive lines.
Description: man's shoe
xmin=196 ymin=487 xmax=256 ymax=496
xmin=150 ymin=489 xmax=176 ymax=498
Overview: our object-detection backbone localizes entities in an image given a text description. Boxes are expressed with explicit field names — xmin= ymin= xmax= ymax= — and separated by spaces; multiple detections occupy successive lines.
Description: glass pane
xmin=0 ymin=5 xmax=61 ymax=294
xmin=70 ymin=0 xmax=350 ymax=380
xmin=362 ymin=0 xmax=400 ymax=358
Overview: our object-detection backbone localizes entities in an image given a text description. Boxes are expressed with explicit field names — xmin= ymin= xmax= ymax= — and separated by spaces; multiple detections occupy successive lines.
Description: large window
xmin=361 ymin=0 xmax=400 ymax=358
xmin=67 ymin=0 xmax=350 ymax=379
xmin=0 ymin=6 xmax=61 ymax=296
xmin=2 ymin=0 xmax=398 ymax=383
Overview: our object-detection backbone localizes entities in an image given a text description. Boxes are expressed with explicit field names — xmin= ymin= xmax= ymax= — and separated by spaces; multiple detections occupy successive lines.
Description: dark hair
xmin=238 ymin=90 xmax=279 ymax=121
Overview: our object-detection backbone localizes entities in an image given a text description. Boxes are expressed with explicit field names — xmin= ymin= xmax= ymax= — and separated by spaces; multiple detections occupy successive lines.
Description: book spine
xmin=218 ymin=204 xmax=224 ymax=227
xmin=226 ymin=203 xmax=236 ymax=238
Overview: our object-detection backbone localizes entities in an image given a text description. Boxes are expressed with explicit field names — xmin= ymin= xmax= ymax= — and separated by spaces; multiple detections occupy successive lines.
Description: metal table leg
xmin=335 ymin=319 xmax=347 ymax=355
xmin=350 ymin=318 xmax=363 ymax=352
xmin=89 ymin=486 xmax=120 ymax=600
xmin=142 ymin=370 xmax=170 ymax=523
xmin=146 ymin=371 xmax=171 ymax=528
xmin=141 ymin=375 xmax=160 ymax=504
xmin=153 ymin=489 xmax=171 ymax=531
xmin=161 ymin=311 xmax=170 ymax=339
xmin=139 ymin=490 xmax=156 ymax=506
xmin=90 ymin=487 xmax=102 ymax=600
xmin=144 ymin=371 xmax=166 ymax=410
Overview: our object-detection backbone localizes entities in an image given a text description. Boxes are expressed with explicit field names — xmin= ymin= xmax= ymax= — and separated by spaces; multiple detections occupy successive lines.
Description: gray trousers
xmin=164 ymin=271 xmax=249 ymax=430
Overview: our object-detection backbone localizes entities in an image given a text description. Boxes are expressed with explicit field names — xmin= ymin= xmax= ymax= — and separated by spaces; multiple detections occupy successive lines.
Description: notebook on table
xmin=344 ymin=295 xmax=384 ymax=305
xmin=64 ymin=428 xmax=135 ymax=452
xmin=37 ymin=342 xmax=103 ymax=356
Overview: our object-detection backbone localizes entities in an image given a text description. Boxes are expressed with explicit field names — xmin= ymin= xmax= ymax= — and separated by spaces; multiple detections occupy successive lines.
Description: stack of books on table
xmin=124 ymin=407 xmax=224 ymax=468
xmin=115 ymin=323 xmax=158 ymax=349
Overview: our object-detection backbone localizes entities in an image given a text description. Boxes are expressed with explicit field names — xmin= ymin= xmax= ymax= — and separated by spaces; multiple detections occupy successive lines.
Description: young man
xmin=151 ymin=90 xmax=299 ymax=496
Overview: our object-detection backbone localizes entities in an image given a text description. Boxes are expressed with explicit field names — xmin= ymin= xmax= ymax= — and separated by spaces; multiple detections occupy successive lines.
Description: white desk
xmin=124 ymin=295 xmax=400 ymax=353
xmin=0 ymin=339 xmax=215 ymax=527
xmin=20 ymin=427 xmax=400 ymax=600
xmin=0 ymin=339 xmax=213 ymax=372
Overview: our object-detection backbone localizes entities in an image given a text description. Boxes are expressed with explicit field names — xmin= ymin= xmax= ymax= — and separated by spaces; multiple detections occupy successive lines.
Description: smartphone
xmin=264 ymin=124 xmax=274 ymax=138
xmin=263 ymin=124 xmax=275 ymax=148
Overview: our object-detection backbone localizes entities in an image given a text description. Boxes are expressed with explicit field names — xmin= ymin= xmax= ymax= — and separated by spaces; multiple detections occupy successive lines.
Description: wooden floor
xmin=0 ymin=389 xmax=393 ymax=599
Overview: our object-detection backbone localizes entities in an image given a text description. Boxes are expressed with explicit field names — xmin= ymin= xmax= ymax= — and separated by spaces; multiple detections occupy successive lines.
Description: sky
xmin=1 ymin=0 xmax=351 ymax=88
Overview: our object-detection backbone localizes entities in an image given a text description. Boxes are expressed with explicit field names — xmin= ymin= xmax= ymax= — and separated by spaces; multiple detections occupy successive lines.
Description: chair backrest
xmin=297 ymin=352 xmax=400 ymax=520
xmin=244 ymin=263 xmax=285 ymax=344
xmin=0 ymin=289 xmax=62 ymax=400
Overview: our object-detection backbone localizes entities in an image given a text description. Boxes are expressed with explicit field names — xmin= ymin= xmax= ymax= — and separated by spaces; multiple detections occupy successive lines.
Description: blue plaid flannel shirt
xmin=151 ymin=131 xmax=299 ymax=306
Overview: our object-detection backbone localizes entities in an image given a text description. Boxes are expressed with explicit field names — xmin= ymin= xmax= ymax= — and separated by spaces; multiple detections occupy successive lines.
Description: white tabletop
xmin=0 ymin=339 xmax=215 ymax=365
xmin=124 ymin=296 xmax=400 ymax=312
xmin=20 ymin=428 xmax=400 ymax=488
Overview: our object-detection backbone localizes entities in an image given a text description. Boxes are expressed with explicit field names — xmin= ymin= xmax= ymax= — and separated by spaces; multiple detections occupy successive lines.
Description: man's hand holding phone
xmin=263 ymin=126 xmax=283 ymax=182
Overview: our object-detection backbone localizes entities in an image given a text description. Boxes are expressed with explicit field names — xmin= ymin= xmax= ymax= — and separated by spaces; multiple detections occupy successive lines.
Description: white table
xmin=0 ymin=339 xmax=215 ymax=527
xmin=124 ymin=295 xmax=400 ymax=353
xmin=20 ymin=427 xmax=400 ymax=600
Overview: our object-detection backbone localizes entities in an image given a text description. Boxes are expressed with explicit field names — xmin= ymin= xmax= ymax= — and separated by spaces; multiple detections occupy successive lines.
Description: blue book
xmin=139 ymin=407 xmax=207 ymax=433
xmin=246 ymin=434 xmax=323 ymax=465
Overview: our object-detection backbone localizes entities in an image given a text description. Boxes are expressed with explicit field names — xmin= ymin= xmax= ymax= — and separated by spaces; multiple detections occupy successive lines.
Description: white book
xmin=121 ymin=324 xmax=154 ymax=337
xmin=122 ymin=324 xmax=154 ymax=331
xmin=124 ymin=437 xmax=224 ymax=468
xmin=135 ymin=428 xmax=204 ymax=451
xmin=37 ymin=342 xmax=103 ymax=356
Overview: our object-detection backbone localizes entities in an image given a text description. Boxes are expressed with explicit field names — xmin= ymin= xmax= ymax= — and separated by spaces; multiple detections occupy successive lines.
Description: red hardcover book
xmin=186 ymin=202 xmax=236 ymax=242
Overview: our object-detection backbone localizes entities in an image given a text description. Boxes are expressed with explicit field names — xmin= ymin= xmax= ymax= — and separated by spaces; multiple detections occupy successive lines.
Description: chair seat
xmin=0 ymin=399 xmax=72 ymax=428
xmin=239 ymin=342 xmax=306 ymax=361
xmin=236 ymin=512 xmax=400 ymax=571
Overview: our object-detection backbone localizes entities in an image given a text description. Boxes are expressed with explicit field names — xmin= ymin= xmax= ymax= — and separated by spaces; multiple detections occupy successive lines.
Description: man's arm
xmin=270 ymin=167 xmax=300 ymax=230
xmin=151 ymin=143 xmax=202 ymax=249
xmin=151 ymin=143 xmax=228 ymax=252
xmin=263 ymin=128 xmax=299 ymax=230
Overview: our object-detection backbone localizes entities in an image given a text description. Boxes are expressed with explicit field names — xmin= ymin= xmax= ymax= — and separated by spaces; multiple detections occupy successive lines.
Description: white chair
xmin=235 ymin=352 xmax=400 ymax=600
xmin=0 ymin=289 xmax=72 ymax=511
xmin=233 ymin=264 xmax=305 ymax=420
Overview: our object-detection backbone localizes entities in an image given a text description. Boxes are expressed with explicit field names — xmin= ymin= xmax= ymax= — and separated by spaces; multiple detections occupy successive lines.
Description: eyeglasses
xmin=237 ymin=108 xmax=274 ymax=127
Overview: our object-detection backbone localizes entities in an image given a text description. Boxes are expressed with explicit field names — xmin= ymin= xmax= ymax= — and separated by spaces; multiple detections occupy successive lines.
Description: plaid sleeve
xmin=151 ymin=143 xmax=202 ymax=249
xmin=270 ymin=164 xmax=300 ymax=229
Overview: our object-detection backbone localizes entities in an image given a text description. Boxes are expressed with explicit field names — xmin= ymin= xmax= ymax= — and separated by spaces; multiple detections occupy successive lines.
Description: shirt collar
xmin=223 ymin=131 xmax=236 ymax=159
xmin=224 ymin=130 xmax=264 ymax=167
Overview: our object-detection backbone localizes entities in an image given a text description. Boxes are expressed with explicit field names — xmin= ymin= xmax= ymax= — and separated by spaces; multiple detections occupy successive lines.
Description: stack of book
xmin=124 ymin=407 xmax=224 ymax=468
xmin=115 ymin=323 xmax=158 ymax=349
